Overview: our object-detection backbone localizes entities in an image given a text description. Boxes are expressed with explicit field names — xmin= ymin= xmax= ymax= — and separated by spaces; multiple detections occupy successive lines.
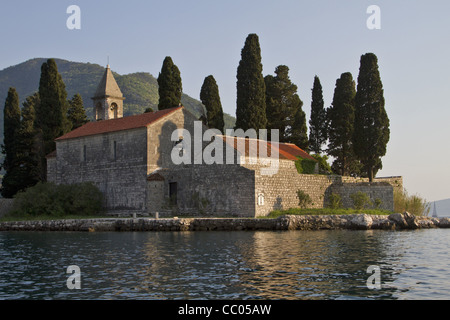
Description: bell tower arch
xmin=92 ymin=65 xmax=125 ymax=120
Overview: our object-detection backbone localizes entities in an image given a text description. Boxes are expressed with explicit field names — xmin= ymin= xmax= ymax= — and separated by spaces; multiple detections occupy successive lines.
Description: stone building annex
xmin=46 ymin=65 xmax=401 ymax=217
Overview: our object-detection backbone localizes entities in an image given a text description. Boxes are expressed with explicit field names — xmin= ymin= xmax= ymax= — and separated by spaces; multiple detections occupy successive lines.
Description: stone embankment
xmin=0 ymin=212 xmax=449 ymax=232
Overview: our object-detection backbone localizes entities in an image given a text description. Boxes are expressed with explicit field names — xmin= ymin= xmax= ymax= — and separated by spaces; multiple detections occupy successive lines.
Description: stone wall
xmin=51 ymin=127 xmax=149 ymax=211
xmin=48 ymin=108 xmax=202 ymax=213
xmin=147 ymin=164 xmax=256 ymax=217
xmin=242 ymin=160 xmax=396 ymax=217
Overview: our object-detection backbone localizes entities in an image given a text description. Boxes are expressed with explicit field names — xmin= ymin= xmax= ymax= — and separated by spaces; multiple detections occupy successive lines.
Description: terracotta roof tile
xmin=219 ymin=136 xmax=315 ymax=161
xmin=56 ymin=106 xmax=183 ymax=141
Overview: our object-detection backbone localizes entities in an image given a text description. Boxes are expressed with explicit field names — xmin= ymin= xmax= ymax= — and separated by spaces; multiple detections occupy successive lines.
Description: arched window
xmin=110 ymin=103 xmax=118 ymax=119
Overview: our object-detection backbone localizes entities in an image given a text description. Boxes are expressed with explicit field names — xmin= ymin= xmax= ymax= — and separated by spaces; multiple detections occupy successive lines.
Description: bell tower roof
xmin=92 ymin=65 xmax=124 ymax=100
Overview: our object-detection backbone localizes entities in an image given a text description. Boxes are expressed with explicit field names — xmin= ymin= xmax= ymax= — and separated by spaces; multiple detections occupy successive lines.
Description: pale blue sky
xmin=1 ymin=0 xmax=449 ymax=202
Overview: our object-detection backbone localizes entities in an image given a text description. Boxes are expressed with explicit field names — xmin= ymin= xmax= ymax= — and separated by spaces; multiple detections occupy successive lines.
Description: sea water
xmin=0 ymin=229 xmax=448 ymax=300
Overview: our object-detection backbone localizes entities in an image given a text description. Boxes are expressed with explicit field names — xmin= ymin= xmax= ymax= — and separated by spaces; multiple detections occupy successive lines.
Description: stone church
xmin=47 ymin=66 xmax=397 ymax=217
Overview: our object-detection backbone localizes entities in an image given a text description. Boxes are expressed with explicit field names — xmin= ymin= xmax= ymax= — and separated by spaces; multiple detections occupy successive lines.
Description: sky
xmin=0 ymin=0 xmax=449 ymax=203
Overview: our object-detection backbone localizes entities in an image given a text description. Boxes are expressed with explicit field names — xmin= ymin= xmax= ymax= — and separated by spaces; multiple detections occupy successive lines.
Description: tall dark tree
xmin=36 ymin=59 xmax=71 ymax=153
xmin=353 ymin=53 xmax=390 ymax=181
xmin=265 ymin=65 xmax=304 ymax=143
xmin=289 ymin=98 xmax=309 ymax=151
xmin=200 ymin=75 xmax=224 ymax=133
xmin=67 ymin=93 xmax=88 ymax=130
xmin=235 ymin=33 xmax=267 ymax=133
xmin=15 ymin=93 xmax=41 ymax=191
xmin=35 ymin=59 xmax=71 ymax=181
xmin=308 ymin=76 xmax=327 ymax=154
xmin=1 ymin=88 xmax=21 ymax=197
xmin=157 ymin=56 xmax=182 ymax=110
xmin=327 ymin=72 xmax=361 ymax=176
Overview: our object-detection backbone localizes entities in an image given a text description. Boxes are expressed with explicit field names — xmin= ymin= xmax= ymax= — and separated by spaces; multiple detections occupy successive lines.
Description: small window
xmin=83 ymin=145 xmax=87 ymax=162
xmin=111 ymin=103 xmax=118 ymax=119
xmin=257 ymin=193 xmax=265 ymax=206
xmin=169 ymin=182 xmax=178 ymax=205
xmin=113 ymin=141 xmax=117 ymax=161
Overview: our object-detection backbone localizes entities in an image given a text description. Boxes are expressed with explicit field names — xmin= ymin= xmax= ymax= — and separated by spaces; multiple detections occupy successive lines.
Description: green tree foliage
xmin=36 ymin=59 xmax=71 ymax=155
xmin=11 ymin=182 xmax=103 ymax=217
xmin=289 ymin=103 xmax=309 ymax=150
xmin=235 ymin=34 xmax=267 ymax=133
xmin=67 ymin=93 xmax=88 ymax=130
xmin=327 ymin=72 xmax=362 ymax=176
xmin=35 ymin=59 xmax=71 ymax=181
xmin=157 ymin=56 xmax=182 ymax=110
xmin=200 ymin=75 xmax=225 ymax=133
xmin=265 ymin=65 xmax=304 ymax=143
xmin=1 ymin=88 xmax=21 ymax=197
xmin=311 ymin=153 xmax=332 ymax=175
xmin=15 ymin=93 xmax=41 ymax=192
xmin=353 ymin=53 xmax=390 ymax=181
xmin=308 ymin=76 xmax=327 ymax=154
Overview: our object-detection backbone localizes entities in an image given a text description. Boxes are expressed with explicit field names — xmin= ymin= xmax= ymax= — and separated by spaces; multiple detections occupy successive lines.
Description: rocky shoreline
xmin=0 ymin=212 xmax=449 ymax=232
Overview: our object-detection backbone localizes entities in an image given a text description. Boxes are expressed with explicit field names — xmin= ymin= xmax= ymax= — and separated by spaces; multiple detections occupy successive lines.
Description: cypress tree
xmin=67 ymin=93 xmax=88 ymax=130
xmin=353 ymin=53 xmax=390 ymax=181
xmin=200 ymin=75 xmax=224 ymax=133
xmin=15 ymin=93 xmax=41 ymax=191
xmin=157 ymin=56 xmax=182 ymax=110
xmin=289 ymin=97 xmax=309 ymax=151
xmin=35 ymin=59 xmax=71 ymax=181
xmin=308 ymin=76 xmax=327 ymax=154
xmin=36 ymin=59 xmax=71 ymax=155
xmin=1 ymin=87 xmax=21 ymax=197
xmin=327 ymin=72 xmax=361 ymax=176
xmin=235 ymin=33 xmax=267 ymax=133
xmin=265 ymin=65 xmax=303 ymax=143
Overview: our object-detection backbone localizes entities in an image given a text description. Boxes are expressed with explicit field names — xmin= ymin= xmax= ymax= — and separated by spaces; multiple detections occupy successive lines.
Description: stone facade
xmin=148 ymin=164 xmax=256 ymax=217
xmin=149 ymin=158 xmax=397 ymax=218
xmin=48 ymin=107 xmax=203 ymax=212
xmin=47 ymin=66 xmax=400 ymax=218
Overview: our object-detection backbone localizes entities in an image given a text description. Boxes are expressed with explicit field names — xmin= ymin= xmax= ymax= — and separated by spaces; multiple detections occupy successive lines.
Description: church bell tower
xmin=92 ymin=65 xmax=125 ymax=121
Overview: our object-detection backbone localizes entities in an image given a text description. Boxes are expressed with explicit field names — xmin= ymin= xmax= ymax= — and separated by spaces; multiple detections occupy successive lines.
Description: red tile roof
xmin=219 ymin=136 xmax=315 ymax=161
xmin=56 ymin=106 xmax=183 ymax=141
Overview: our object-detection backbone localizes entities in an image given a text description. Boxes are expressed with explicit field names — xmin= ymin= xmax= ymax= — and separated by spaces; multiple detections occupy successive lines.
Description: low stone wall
xmin=0 ymin=212 xmax=449 ymax=232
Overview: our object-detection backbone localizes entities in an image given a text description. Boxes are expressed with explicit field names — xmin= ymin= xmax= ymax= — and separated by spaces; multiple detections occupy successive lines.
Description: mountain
xmin=431 ymin=198 xmax=450 ymax=217
xmin=0 ymin=58 xmax=236 ymax=141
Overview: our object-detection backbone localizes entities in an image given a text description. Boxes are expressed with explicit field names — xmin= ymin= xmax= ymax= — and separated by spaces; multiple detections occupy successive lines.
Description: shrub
xmin=374 ymin=198 xmax=383 ymax=209
xmin=297 ymin=190 xmax=313 ymax=209
xmin=11 ymin=182 xmax=103 ymax=217
xmin=350 ymin=191 xmax=372 ymax=210
xmin=295 ymin=158 xmax=317 ymax=174
xmin=310 ymin=154 xmax=332 ymax=175
xmin=394 ymin=188 xmax=430 ymax=216
xmin=327 ymin=193 xmax=342 ymax=209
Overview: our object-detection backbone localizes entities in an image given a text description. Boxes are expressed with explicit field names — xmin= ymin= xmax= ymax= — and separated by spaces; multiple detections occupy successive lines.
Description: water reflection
xmin=0 ymin=229 xmax=449 ymax=299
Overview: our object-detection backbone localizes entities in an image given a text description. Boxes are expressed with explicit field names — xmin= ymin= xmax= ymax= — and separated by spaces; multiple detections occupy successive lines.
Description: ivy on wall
xmin=295 ymin=157 xmax=316 ymax=174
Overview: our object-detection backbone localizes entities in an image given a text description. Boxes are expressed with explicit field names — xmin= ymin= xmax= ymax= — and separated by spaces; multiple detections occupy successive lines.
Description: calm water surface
xmin=0 ymin=229 xmax=449 ymax=300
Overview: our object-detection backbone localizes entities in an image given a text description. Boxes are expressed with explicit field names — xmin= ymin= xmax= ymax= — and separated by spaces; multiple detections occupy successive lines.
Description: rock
xmin=416 ymin=217 xmax=438 ymax=229
xmin=438 ymin=217 xmax=450 ymax=228
xmin=348 ymin=214 xmax=373 ymax=230
xmin=388 ymin=212 xmax=419 ymax=229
